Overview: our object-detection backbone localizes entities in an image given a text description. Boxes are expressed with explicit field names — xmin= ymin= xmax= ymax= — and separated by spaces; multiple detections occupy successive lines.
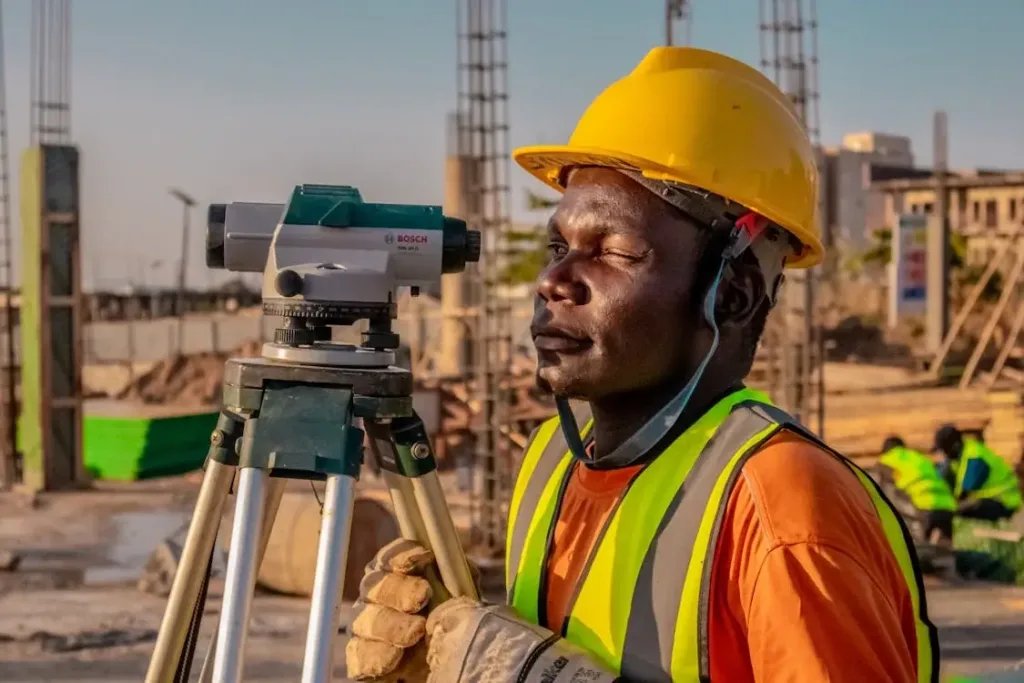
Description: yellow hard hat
xmin=513 ymin=46 xmax=823 ymax=268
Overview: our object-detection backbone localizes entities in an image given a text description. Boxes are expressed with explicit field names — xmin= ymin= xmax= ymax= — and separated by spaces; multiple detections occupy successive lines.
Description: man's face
xmin=937 ymin=437 xmax=962 ymax=460
xmin=530 ymin=168 xmax=704 ymax=400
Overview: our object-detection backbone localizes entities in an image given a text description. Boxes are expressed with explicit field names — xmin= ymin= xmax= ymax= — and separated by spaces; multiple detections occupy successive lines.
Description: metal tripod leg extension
xmin=212 ymin=379 xmax=366 ymax=683
xmin=145 ymin=411 xmax=244 ymax=683
xmin=195 ymin=475 xmax=285 ymax=683
xmin=366 ymin=415 xmax=478 ymax=601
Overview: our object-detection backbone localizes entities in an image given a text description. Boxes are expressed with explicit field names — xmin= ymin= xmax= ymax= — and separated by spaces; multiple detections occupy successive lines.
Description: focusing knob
xmin=466 ymin=230 xmax=482 ymax=264
xmin=275 ymin=269 xmax=304 ymax=297
xmin=274 ymin=326 xmax=315 ymax=346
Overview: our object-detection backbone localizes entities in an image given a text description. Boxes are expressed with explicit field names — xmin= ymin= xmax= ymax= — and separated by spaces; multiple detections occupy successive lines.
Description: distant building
xmin=870 ymin=170 xmax=1024 ymax=265
xmin=839 ymin=132 xmax=915 ymax=162
xmin=818 ymin=132 xmax=918 ymax=249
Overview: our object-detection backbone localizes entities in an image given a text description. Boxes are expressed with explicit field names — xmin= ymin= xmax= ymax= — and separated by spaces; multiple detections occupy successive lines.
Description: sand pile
xmin=116 ymin=340 xmax=263 ymax=406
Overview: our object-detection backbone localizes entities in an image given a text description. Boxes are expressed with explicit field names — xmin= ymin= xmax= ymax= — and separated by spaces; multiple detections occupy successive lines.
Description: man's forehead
xmin=551 ymin=169 xmax=662 ymax=232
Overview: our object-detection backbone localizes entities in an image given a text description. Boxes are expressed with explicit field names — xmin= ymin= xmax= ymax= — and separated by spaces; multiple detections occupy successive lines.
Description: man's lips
xmin=532 ymin=328 xmax=593 ymax=353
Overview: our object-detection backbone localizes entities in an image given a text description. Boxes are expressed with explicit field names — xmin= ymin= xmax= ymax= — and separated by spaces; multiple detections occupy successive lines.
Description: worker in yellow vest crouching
xmin=877 ymin=436 xmax=957 ymax=545
xmin=933 ymin=424 xmax=1022 ymax=523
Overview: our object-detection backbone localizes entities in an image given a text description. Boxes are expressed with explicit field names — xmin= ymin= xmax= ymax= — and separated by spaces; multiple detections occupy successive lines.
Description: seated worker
xmin=933 ymin=424 xmax=1023 ymax=522
xmin=877 ymin=436 xmax=956 ymax=543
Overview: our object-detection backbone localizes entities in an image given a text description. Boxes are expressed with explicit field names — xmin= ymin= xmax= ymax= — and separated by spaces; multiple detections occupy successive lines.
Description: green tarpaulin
xmin=82 ymin=409 xmax=218 ymax=480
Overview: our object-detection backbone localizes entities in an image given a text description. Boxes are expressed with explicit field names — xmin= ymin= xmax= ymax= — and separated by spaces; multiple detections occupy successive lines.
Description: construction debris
xmin=136 ymin=537 xmax=184 ymax=597
xmin=0 ymin=550 xmax=20 ymax=572
xmin=113 ymin=340 xmax=262 ymax=406
xmin=28 ymin=628 xmax=158 ymax=654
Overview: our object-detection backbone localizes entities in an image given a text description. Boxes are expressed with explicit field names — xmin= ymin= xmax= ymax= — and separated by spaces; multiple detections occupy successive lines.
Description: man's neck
xmin=587 ymin=374 xmax=742 ymax=461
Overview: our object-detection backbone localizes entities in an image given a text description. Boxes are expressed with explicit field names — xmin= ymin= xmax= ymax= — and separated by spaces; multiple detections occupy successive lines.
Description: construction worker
xmin=933 ymin=424 xmax=1023 ymax=522
xmin=877 ymin=435 xmax=957 ymax=543
xmin=346 ymin=47 xmax=937 ymax=682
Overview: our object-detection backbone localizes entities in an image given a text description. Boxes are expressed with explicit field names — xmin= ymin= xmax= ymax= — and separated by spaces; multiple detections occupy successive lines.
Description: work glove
xmin=346 ymin=538 xmax=435 ymax=682
xmin=424 ymin=597 xmax=620 ymax=683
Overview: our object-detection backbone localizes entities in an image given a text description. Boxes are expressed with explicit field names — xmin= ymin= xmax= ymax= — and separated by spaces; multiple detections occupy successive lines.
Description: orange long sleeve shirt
xmin=543 ymin=431 xmax=920 ymax=683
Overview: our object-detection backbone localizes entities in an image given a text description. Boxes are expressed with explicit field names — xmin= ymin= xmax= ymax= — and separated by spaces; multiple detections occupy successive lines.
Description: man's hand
xmin=345 ymin=539 xmax=434 ymax=681
xmin=424 ymin=597 xmax=620 ymax=683
xmin=345 ymin=539 xmax=617 ymax=682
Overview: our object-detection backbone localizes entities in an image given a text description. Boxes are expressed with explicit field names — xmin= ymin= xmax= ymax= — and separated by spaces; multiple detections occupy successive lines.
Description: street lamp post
xmin=169 ymin=188 xmax=197 ymax=357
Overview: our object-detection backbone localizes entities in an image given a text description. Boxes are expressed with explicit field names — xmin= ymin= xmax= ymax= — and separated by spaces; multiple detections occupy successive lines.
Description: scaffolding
xmin=758 ymin=0 xmax=825 ymax=434
xmin=455 ymin=0 xmax=515 ymax=558
xmin=0 ymin=5 xmax=15 ymax=488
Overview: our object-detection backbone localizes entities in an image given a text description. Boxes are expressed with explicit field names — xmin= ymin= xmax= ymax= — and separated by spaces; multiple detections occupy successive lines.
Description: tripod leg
xmin=367 ymin=422 xmax=452 ymax=607
xmin=410 ymin=472 xmax=478 ymax=600
xmin=373 ymin=415 xmax=479 ymax=601
xmin=174 ymin=543 xmax=215 ymax=683
xmin=366 ymin=423 xmax=430 ymax=541
xmin=145 ymin=458 xmax=235 ymax=683
xmin=197 ymin=477 xmax=286 ymax=683
xmin=213 ymin=467 xmax=268 ymax=683
xmin=300 ymin=473 xmax=357 ymax=683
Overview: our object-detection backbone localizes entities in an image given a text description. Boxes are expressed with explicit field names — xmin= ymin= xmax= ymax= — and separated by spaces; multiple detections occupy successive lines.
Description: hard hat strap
xmin=555 ymin=227 xmax=743 ymax=470
xmin=615 ymin=170 xmax=791 ymax=304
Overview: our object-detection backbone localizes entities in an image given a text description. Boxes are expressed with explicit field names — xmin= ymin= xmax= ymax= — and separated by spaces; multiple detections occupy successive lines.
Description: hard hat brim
xmin=513 ymin=144 xmax=824 ymax=269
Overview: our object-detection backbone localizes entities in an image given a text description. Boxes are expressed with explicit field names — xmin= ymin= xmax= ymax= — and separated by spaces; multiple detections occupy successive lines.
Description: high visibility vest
xmin=954 ymin=439 xmax=1023 ymax=511
xmin=879 ymin=447 xmax=956 ymax=512
xmin=506 ymin=388 xmax=938 ymax=683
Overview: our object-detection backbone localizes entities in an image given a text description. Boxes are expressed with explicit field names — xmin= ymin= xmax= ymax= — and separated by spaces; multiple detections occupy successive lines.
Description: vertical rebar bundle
xmin=30 ymin=0 xmax=72 ymax=145
xmin=0 ymin=5 xmax=15 ymax=488
xmin=758 ymin=0 xmax=824 ymax=434
xmin=455 ymin=0 xmax=514 ymax=556
xmin=665 ymin=0 xmax=692 ymax=47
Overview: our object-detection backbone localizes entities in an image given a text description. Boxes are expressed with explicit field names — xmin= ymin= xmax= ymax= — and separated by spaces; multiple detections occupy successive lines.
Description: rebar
xmin=30 ymin=0 xmax=71 ymax=145
xmin=456 ymin=0 xmax=513 ymax=555
xmin=0 ymin=4 xmax=15 ymax=487
xmin=759 ymin=0 xmax=824 ymax=434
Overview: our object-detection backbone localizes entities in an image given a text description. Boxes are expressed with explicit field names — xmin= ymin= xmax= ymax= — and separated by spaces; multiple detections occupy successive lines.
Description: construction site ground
xmin=3 ymin=360 xmax=1024 ymax=679
xmin=1 ymin=473 xmax=1023 ymax=681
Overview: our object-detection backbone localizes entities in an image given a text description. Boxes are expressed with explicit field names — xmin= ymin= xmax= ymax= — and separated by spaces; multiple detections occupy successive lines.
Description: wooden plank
xmin=971 ymin=528 xmax=1024 ymax=543
xmin=961 ymin=246 xmax=1024 ymax=388
xmin=931 ymin=235 xmax=1015 ymax=376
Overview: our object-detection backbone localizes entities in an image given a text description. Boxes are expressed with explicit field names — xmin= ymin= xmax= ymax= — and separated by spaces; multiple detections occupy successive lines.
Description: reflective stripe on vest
xmin=506 ymin=400 xmax=593 ymax=598
xmin=955 ymin=439 xmax=1023 ymax=510
xmin=879 ymin=447 xmax=956 ymax=512
xmin=506 ymin=389 xmax=939 ymax=683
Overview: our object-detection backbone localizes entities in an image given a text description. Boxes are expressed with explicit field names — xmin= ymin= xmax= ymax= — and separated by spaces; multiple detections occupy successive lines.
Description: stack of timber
xmin=823 ymin=385 xmax=1024 ymax=465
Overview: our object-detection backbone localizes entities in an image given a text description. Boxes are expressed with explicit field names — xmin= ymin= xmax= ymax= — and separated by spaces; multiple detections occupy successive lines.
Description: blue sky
xmin=2 ymin=0 xmax=1022 ymax=290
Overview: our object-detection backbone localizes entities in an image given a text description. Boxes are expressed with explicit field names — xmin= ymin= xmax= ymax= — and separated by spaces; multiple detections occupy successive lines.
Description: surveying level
xmin=145 ymin=185 xmax=482 ymax=683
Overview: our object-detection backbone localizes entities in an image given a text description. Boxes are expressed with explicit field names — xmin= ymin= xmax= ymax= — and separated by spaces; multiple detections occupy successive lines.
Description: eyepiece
xmin=206 ymin=203 xmax=227 ymax=269
xmin=441 ymin=217 xmax=482 ymax=274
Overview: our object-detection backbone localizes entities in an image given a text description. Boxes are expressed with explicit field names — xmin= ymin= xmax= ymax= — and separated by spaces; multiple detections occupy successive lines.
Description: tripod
xmin=144 ymin=350 xmax=478 ymax=683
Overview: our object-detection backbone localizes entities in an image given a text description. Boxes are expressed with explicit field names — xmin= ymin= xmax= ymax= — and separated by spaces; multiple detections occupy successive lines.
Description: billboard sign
xmin=889 ymin=213 xmax=928 ymax=325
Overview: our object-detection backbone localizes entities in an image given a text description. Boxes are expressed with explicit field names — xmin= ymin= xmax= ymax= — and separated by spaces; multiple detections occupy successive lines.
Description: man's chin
xmin=535 ymin=368 xmax=591 ymax=401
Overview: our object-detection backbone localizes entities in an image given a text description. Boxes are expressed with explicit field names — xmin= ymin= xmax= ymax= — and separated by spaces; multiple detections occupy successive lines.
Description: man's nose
xmin=536 ymin=257 xmax=587 ymax=304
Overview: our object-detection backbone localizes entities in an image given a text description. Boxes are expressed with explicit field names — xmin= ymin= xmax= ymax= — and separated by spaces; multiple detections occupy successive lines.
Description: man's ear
xmin=715 ymin=259 xmax=766 ymax=327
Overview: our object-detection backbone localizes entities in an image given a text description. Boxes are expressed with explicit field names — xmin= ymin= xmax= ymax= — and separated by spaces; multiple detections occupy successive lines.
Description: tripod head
xmin=205 ymin=184 xmax=481 ymax=363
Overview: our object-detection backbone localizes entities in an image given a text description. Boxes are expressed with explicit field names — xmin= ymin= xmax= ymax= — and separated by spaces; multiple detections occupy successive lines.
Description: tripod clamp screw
xmin=411 ymin=442 xmax=430 ymax=460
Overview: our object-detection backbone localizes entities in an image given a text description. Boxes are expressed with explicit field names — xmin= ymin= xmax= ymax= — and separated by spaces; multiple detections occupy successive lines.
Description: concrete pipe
xmin=257 ymin=492 xmax=400 ymax=600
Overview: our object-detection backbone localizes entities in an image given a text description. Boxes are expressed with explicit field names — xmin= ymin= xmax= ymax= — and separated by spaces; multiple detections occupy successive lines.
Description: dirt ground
xmin=1 ymin=478 xmax=1023 ymax=682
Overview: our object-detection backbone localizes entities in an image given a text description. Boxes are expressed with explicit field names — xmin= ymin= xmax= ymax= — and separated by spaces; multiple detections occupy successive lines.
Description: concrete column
xmin=437 ymin=154 xmax=478 ymax=377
